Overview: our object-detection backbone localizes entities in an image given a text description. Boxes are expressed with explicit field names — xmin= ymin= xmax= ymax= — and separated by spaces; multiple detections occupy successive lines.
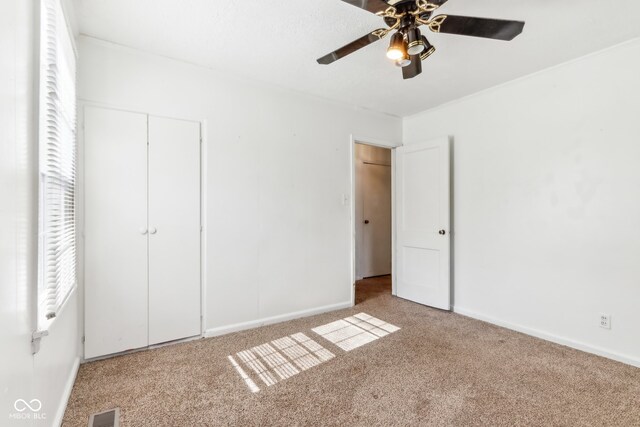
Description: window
xmin=38 ymin=0 xmax=77 ymax=329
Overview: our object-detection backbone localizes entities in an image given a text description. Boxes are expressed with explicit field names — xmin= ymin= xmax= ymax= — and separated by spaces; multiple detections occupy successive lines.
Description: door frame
xmin=349 ymin=135 xmax=402 ymax=306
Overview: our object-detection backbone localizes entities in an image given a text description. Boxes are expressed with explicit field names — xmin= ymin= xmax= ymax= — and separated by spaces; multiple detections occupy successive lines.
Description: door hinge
xmin=82 ymin=335 xmax=86 ymax=344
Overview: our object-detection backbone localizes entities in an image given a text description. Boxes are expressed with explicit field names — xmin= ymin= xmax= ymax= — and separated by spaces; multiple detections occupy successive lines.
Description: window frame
xmin=36 ymin=0 xmax=78 ymax=331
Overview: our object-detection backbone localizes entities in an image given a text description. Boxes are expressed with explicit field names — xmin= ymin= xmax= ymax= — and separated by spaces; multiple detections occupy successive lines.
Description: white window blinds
xmin=38 ymin=0 xmax=77 ymax=327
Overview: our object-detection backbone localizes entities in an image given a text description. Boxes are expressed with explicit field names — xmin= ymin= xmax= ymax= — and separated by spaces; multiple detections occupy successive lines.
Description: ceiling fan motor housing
xmin=384 ymin=0 xmax=427 ymax=28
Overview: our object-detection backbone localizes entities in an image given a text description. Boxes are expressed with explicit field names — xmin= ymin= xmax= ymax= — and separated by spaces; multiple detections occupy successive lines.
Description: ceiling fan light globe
xmin=386 ymin=48 xmax=404 ymax=61
xmin=395 ymin=57 xmax=412 ymax=68
xmin=387 ymin=32 xmax=406 ymax=61
xmin=419 ymin=35 xmax=436 ymax=61
xmin=420 ymin=46 xmax=436 ymax=61
xmin=406 ymin=27 xmax=424 ymax=56
xmin=407 ymin=42 xmax=425 ymax=56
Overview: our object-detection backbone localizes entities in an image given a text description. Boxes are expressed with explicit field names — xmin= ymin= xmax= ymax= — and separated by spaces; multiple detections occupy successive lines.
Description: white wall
xmin=404 ymin=39 xmax=640 ymax=366
xmin=1 ymin=1 xmax=80 ymax=426
xmin=77 ymin=37 xmax=402 ymax=339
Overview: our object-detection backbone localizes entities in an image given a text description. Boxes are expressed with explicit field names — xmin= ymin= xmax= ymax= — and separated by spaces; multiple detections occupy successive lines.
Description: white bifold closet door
xmin=84 ymin=107 xmax=149 ymax=359
xmin=148 ymin=116 xmax=201 ymax=345
xmin=84 ymin=106 xmax=201 ymax=359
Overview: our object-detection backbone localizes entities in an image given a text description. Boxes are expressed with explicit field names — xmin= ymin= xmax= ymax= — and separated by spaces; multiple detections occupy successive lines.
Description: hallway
xmin=355 ymin=275 xmax=392 ymax=305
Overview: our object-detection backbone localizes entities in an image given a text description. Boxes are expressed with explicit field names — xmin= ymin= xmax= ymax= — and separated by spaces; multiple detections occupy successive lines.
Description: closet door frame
xmin=79 ymin=102 xmax=206 ymax=360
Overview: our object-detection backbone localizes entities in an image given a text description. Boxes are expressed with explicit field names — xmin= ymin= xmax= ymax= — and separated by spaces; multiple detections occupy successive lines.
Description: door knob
xmin=149 ymin=227 xmax=157 ymax=235
xmin=364 ymin=220 xmax=370 ymax=224
xmin=139 ymin=227 xmax=148 ymax=235
xmin=439 ymin=230 xmax=446 ymax=235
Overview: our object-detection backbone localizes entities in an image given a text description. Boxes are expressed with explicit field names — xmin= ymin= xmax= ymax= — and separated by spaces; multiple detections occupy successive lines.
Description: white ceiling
xmin=72 ymin=0 xmax=640 ymax=117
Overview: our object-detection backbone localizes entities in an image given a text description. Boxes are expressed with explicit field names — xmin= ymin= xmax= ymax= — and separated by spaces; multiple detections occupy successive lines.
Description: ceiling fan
xmin=317 ymin=0 xmax=525 ymax=79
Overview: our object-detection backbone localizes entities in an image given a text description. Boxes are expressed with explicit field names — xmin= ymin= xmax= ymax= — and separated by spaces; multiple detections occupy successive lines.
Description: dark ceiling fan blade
xmin=429 ymin=15 xmax=525 ymax=41
xmin=317 ymin=30 xmax=386 ymax=65
xmin=428 ymin=0 xmax=449 ymax=7
xmin=402 ymin=55 xmax=422 ymax=79
xmin=339 ymin=0 xmax=391 ymax=15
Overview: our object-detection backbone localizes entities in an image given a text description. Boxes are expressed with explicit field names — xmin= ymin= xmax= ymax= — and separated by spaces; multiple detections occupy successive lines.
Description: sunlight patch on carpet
xmin=229 ymin=333 xmax=335 ymax=392
xmin=312 ymin=313 xmax=400 ymax=351
xmin=228 ymin=355 xmax=261 ymax=393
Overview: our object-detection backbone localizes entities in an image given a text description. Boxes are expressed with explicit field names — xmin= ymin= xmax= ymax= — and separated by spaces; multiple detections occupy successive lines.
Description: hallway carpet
xmin=63 ymin=277 xmax=640 ymax=426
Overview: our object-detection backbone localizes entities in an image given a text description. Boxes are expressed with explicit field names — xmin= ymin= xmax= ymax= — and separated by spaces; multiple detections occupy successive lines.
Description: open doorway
xmin=354 ymin=142 xmax=393 ymax=305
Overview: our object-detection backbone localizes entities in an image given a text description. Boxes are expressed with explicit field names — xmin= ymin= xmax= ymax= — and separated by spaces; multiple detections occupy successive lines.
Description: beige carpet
xmin=63 ymin=277 xmax=640 ymax=426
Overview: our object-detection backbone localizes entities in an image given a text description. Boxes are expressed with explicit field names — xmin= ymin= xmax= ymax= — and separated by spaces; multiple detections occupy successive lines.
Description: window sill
xmin=33 ymin=285 xmax=77 ymax=354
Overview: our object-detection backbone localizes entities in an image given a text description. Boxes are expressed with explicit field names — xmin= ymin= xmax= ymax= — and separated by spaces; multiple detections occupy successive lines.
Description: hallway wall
xmin=354 ymin=144 xmax=392 ymax=280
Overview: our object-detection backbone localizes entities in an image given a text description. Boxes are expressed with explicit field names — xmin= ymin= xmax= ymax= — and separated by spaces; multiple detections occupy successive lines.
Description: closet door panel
xmin=148 ymin=116 xmax=201 ymax=345
xmin=84 ymin=106 xmax=149 ymax=359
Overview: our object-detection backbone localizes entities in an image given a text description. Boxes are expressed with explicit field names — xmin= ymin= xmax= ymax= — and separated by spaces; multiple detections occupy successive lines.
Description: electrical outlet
xmin=599 ymin=314 xmax=611 ymax=329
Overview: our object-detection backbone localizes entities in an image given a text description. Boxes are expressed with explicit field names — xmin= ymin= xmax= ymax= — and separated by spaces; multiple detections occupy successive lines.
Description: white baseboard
xmin=53 ymin=356 xmax=80 ymax=427
xmin=453 ymin=306 xmax=640 ymax=368
xmin=83 ymin=334 xmax=205 ymax=363
xmin=204 ymin=301 xmax=353 ymax=338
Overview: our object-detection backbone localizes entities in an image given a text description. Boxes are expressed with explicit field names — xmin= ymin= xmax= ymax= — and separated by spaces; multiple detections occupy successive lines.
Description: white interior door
xmin=148 ymin=116 xmax=201 ymax=345
xmin=362 ymin=163 xmax=392 ymax=277
xmin=395 ymin=137 xmax=451 ymax=310
xmin=84 ymin=106 xmax=149 ymax=359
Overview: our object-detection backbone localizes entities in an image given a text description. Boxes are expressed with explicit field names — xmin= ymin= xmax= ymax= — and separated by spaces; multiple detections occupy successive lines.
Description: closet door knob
xmin=149 ymin=227 xmax=157 ymax=235
xmin=139 ymin=227 xmax=148 ymax=235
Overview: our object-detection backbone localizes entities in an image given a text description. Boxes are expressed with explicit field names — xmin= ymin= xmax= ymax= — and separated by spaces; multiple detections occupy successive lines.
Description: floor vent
xmin=88 ymin=408 xmax=120 ymax=427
